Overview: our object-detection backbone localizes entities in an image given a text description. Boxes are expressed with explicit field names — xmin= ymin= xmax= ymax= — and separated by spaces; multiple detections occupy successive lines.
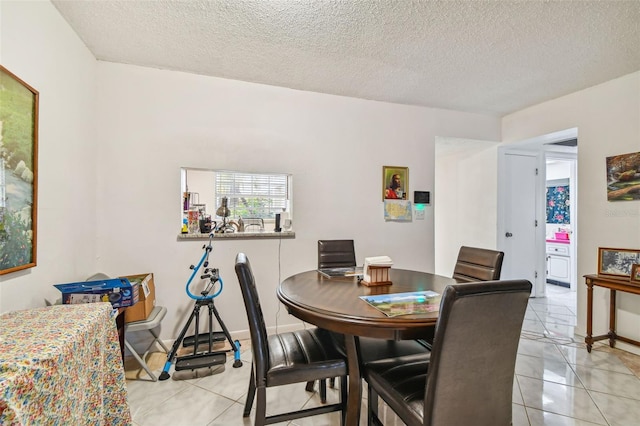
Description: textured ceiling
xmin=51 ymin=0 xmax=640 ymax=116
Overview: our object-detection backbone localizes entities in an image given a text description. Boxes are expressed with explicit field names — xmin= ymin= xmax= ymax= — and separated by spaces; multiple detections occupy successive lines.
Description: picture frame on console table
xmin=597 ymin=247 xmax=640 ymax=278
xmin=631 ymin=264 xmax=640 ymax=283
xmin=0 ymin=65 xmax=39 ymax=275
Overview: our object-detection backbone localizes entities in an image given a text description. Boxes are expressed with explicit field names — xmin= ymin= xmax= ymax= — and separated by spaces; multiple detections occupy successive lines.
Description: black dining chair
xmin=317 ymin=239 xmax=357 ymax=269
xmin=307 ymin=239 xmax=358 ymax=398
xmin=363 ymin=279 xmax=531 ymax=426
xmin=414 ymin=245 xmax=505 ymax=350
xmin=234 ymin=253 xmax=347 ymax=426
xmin=452 ymin=246 xmax=505 ymax=283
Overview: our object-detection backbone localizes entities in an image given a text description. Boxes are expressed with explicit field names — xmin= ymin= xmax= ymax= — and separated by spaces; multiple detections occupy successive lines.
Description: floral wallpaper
xmin=546 ymin=185 xmax=570 ymax=224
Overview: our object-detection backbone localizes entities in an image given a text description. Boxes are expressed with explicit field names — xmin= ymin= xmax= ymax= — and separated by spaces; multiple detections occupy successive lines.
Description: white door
xmin=498 ymin=151 xmax=543 ymax=295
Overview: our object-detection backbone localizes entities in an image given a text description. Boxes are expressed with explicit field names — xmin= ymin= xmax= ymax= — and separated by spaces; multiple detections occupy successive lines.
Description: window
xmin=215 ymin=171 xmax=290 ymax=219
xmin=180 ymin=168 xmax=292 ymax=235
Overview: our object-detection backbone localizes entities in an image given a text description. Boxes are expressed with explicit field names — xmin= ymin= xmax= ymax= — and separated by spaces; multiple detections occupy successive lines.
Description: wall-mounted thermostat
xmin=414 ymin=191 xmax=430 ymax=205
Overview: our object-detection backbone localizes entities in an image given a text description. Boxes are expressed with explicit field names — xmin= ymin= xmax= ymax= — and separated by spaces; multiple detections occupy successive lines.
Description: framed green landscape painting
xmin=0 ymin=65 xmax=39 ymax=275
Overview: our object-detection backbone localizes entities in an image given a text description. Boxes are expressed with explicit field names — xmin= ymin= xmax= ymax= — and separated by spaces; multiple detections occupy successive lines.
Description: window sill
xmin=177 ymin=231 xmax=295 ymax=240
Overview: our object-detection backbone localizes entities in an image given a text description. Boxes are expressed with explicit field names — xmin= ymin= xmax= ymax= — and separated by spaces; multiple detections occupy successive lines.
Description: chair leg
xmin=367 ymin=383 xmax=379 ymax=426
xmin=124 ymin=339 xmax=157 ymax=381
xmin=329 ymin=377 xmax=336 ymax=388
xmin=320 ymin=377 xmax=327 ymax=403
xmin=244 ymin=365 xmax=256 ymax=417
xmin=304 ymin=379 xmax=328 ymax=402
xmin=340 ymin=375 xmax=348 ymax=426
xmin=149 ymin=328 xmax=170 ymax=352
xmin=255 ymin=386 xmax=267 ymax=426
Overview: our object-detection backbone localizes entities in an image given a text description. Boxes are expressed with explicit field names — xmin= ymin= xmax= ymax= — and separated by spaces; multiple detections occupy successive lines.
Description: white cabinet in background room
xmin=546 ymin=242 xmax=571 ymax=287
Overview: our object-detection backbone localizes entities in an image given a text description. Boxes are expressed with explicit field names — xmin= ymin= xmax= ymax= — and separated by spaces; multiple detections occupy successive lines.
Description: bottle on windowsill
xmin=280 ymin=209 xmax=291 ymax=231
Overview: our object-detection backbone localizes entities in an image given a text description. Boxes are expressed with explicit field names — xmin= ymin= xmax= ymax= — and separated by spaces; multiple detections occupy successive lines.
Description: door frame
xmin=497 ymin=128 xmax=577 ymax=298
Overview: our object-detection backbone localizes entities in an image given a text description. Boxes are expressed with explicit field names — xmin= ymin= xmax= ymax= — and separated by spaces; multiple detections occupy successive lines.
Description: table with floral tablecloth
xmin=0 ymin=302 xmax=131 ymax=425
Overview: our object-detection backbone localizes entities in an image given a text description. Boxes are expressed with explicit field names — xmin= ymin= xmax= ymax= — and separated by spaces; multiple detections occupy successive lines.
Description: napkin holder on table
xmin=362 ymin=256 xmax=393 ymax=286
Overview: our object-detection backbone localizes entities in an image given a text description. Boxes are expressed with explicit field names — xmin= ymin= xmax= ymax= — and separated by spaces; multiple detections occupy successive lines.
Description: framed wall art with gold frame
xmin=382 ymin=166 xmax=408 ymax=201
xmin=0 ymin=65 xmax=39 ymax=275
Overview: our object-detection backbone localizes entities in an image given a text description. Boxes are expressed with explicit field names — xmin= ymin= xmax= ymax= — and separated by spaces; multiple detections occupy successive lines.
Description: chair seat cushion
xmin=328 ymin=331 xmax=431 ymax=364
xmin=359 ymin=337 xmax=430 ymax=365
xmin=363 ymin=354 xmax=430 ymax=425
xmin=266 ymin=328 xmax=347 ymax=387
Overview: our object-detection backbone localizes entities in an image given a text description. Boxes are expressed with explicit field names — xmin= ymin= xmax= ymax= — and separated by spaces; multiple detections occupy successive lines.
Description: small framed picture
xmin=597 ymin=247 xmax=640 ymax=278
xmin=631 ymin=264 xmax=640 ymax=283
xmin=382 ymin=166 xmax=408 ymax=201
xmin=606 ymin=151 xmax=640 ymax=201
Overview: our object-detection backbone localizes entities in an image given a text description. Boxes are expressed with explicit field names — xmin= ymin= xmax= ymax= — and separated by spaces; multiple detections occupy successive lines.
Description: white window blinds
xmin=215 ymin=171 xmax=290 ymax=219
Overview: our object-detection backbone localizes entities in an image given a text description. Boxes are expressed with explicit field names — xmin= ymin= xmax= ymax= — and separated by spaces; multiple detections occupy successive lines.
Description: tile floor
xmin=125 ymin=284 xmax=640 ymax=425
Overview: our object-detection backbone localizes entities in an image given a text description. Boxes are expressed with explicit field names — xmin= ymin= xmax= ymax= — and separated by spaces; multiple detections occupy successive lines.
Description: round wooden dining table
xmin=277 ymin=268 xmax=457 ymax=426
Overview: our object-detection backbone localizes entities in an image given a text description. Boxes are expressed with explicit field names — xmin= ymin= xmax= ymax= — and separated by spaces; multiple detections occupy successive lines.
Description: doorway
xmin=434 ymin=130 xmax=577 ymax=307
xmin=544 ymin=154 xmax=577 ymax=313
xmin=497 ymin=128 xmax=578 ymax=301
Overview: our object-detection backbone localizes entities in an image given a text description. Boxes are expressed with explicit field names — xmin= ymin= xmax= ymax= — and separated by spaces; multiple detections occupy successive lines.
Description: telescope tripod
xmin=159 ymin=236 xmax=242 ymax=381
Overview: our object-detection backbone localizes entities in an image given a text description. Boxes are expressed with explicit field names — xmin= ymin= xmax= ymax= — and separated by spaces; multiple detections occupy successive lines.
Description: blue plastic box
xmin=54 ymin=277 xmax=139 ymax=308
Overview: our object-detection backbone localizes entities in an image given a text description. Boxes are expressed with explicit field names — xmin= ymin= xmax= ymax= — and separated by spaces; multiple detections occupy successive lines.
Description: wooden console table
xmin=584 ymin=274 xmax=640 ymax=353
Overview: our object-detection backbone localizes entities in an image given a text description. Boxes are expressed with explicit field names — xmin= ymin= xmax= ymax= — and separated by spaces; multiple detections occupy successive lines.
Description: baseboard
xmin=546 ymin=279 xmax=570 ymax=288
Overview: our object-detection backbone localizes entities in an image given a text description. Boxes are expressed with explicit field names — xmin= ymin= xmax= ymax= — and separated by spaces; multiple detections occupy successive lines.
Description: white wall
xmin=93 ymin=62 xmax=501 ymax=339
xmin=0 ymin=1 xmax=99 ymax=311
xmin=547 ymin=161 xmax=571 ymax=181
xmin=503 ymin=71 xmax=640 ymax=354
xmin=434 ymin=138 xmax=500 ymax=277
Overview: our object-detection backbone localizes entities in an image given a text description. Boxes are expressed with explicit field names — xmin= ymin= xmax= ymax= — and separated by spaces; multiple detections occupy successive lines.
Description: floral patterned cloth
xmin=546 ymin=185 xmax=570 ymax=224
xmin=0 ymin=303 xmax=131 ymax=425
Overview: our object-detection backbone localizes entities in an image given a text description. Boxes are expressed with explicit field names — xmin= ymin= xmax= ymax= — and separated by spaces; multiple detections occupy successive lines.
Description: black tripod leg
xmin=158 ymin=304 xmax=199 ymax=380
xmin=193 ymin=302 xmax=201 ymax=356
xmin=211 ymin=301 xmax=243 ymax=368
xmin=207 ymin=301 xmax=215 ymax=352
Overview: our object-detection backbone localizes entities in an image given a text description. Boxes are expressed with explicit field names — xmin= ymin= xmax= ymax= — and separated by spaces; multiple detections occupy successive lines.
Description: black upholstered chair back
xmin=235 ymin=253 xmax=269 ymax=385
xmin=317 ymin=240 xmax=356 ymax=269
xmin=452 ymin=246 xmax=504 ymax=283
xmin=424 ymin=280 xmax=531 ymax=425
xmin=235 ymin=253 xmax=348 ymax=425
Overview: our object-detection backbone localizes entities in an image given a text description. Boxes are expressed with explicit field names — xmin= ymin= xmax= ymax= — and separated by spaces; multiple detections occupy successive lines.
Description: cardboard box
xmin=123 ymin=273 xmax=156 ymax=323
xmin=54 ymin=277 xmax=139 ymax=308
